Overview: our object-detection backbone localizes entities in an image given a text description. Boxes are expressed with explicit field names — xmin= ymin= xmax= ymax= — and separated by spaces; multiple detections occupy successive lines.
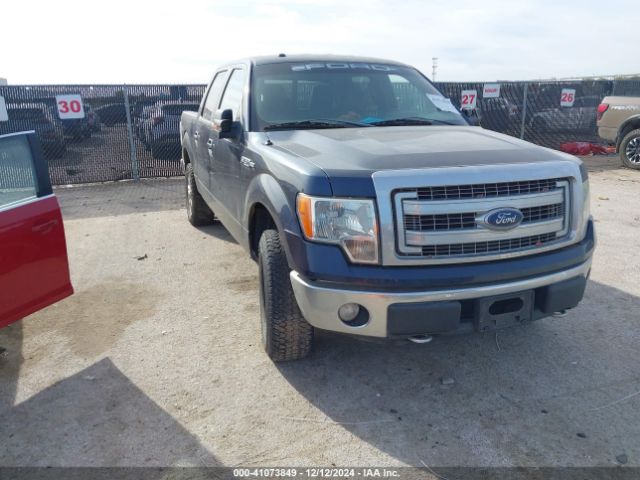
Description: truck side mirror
xmin=215 ymin=108 xmax=235 ymax=139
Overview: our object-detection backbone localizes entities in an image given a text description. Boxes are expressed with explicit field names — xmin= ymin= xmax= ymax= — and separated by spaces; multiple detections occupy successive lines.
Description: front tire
xmin=258 ymin=229 xmax=313 ymax=361
xmin=620 ymin=129 xmax=640 ymax=170
xmin=185 ymin=163 xmax=214 ymax=226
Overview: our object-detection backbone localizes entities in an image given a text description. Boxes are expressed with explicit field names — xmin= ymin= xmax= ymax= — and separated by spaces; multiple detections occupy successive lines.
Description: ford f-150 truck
xmin=597 ymin=96 xmax=640 ymax=169
xmin=180 ymin=55 xmax=595 ymax=361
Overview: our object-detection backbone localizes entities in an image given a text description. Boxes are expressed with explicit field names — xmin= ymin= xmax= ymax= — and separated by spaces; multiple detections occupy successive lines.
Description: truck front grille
xmin=393 ymin=179 xmax=571 ymax=260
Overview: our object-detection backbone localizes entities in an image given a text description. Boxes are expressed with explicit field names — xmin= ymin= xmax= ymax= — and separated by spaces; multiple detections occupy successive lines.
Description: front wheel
xmin=258 ymin=229 xmax=313 ymax=361
xmin=185 ymin=163 xmax=214 ymax=226
xmin=620 ymin=129 xmax=640 ymax=170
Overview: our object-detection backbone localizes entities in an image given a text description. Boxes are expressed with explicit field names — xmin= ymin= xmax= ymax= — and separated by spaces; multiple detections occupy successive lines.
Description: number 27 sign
xmin=56 ymin=94 xmax=85 ymax=119
xmin=460 ymin=90 xmax=477 ymax=110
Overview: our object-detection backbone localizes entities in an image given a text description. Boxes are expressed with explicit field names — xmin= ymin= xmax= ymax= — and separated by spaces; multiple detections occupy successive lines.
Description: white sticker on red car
xmin=0 ymin=96 xmax=8 ymax=122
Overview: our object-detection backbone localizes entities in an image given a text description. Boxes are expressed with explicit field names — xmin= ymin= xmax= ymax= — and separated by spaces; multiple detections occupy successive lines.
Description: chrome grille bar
xmin=402 ymin=189 xmax=565 ymax=215
xmin=404 ymin=178 xmax=561 ymax=201
xmin=404 ymin=202 xmax=564 ymax=232
xmin=405 ymin=217 xmax=564 ymax=246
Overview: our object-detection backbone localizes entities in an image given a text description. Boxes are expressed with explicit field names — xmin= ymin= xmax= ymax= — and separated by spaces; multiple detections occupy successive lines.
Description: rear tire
xmin=620 ymin=129 xmax=640 ymax=170
xmin=185 ymin=163 xmax=214 ymax=226
xmin=258 ymin=229 xmax=313 ymax=361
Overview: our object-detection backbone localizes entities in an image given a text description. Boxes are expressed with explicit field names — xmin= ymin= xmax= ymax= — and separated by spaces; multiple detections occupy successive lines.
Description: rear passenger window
xmin=219 ymin=69 xmax=246 ymax=121
xmin=202 ymin=71 xmax=228 ymax=121
xmin=0 ymin=135 xmax=38 ymax=209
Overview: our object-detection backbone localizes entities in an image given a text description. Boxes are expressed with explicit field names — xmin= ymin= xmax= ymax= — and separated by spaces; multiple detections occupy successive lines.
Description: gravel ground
xmin=0 ymin=155 xmax=639 ymax=468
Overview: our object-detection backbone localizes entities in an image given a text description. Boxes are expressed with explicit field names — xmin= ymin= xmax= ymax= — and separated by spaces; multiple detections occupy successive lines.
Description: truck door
xmin=196 ymin=70 xmax=228 ymax=195
xmin=0 ymin=132 xmax=73 ymax=328
xmin=211 ymin=67 xmax=247 ymax=223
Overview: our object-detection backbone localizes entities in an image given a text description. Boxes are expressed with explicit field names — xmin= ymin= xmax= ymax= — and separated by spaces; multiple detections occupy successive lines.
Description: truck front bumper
xmin=290 ymin=259 xmax=592 ymax=338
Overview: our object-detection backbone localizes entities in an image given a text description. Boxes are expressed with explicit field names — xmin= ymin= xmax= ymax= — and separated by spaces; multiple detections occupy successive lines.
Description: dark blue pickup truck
xmin=180 ymin=55 xmax=595 ymax=361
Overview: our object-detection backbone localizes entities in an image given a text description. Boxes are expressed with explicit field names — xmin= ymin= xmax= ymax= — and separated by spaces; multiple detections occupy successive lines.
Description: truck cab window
xmin=219 ymin=68 xmax=246 ymax=121
xmin=202 ymin=71 xmax=228 ymax=121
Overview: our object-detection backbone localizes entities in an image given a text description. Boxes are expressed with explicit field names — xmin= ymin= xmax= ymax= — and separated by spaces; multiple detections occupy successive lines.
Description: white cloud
xmin=0 ymin=0 xmax=635 ymax=84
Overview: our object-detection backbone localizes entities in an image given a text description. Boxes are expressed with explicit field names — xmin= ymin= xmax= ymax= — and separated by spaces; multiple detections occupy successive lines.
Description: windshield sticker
xmin=291 ymin=63 xmax=398 ymax=72
xmin=426 ymin=94 xmax=458 ymax=113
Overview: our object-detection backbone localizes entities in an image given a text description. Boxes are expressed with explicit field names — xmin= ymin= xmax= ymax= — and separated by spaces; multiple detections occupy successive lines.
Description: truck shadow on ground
xmin=0 ymin=357 xmax=220 ymax=468
xmin=276 ymin=279 xmax=640 ymax=466
xmin=196 ymin=222 xmax=237 ymax=244
xmin=57 ymin=179 xmax=184 ymax=220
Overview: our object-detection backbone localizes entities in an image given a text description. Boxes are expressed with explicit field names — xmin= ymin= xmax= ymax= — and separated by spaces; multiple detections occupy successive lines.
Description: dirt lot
xmin=0 ymin=155 xmax=639 ymax=467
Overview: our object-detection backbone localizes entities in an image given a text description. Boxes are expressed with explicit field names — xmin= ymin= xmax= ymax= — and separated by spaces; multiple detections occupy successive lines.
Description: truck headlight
xmin=296 ymin=193 xmax=379 ymax=264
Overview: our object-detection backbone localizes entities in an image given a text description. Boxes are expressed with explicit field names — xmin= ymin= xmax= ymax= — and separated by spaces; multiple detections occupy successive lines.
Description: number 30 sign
xmin=56 ymin=94 xmax=85 ymax=119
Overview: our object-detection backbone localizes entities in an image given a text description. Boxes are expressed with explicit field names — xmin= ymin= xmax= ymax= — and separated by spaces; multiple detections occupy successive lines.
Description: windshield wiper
xmin=264 ymin=119 xmax=369 ymax=131
xmin=368 ymin=117 xmax=456 ymax=127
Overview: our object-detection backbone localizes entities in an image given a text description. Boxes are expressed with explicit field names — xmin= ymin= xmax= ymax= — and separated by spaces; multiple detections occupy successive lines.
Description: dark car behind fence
xmin=0 ymin=80 xmax=638 ymax=186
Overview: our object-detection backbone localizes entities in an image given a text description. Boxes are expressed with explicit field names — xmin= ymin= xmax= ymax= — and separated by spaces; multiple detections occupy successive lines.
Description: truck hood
xmin=265 ymin=126 xmax=574 ymax=177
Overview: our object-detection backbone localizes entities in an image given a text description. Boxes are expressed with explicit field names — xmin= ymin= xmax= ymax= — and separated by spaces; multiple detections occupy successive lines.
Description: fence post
xmin=519 ymin=82 xmax=529 ymax=140
xmin=123 ymin=85 xmax=139 ymax=181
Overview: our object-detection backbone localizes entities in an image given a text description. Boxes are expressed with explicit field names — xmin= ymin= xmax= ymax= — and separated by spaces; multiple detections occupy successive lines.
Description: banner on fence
xmin=483 ymin=83 xmax=501 ymax=98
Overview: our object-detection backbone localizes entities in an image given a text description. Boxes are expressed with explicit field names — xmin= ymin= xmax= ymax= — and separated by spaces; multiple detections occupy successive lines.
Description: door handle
xmin=32 ymin=219 xmax=58 ymax=234
xmin=193 ymin=131 xmax=200 ymax=140
xmin=206 ymin=139 xmax=214 ymax=150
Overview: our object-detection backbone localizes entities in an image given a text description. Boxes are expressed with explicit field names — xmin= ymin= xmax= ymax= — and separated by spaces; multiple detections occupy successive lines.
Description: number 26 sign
xmin=560 ymin=89 xmax=576 ymax=107
xmin=460 ymin=90 xmax=477 ymax=110
xmin=56 ymin=94 xmax=85 ymax=119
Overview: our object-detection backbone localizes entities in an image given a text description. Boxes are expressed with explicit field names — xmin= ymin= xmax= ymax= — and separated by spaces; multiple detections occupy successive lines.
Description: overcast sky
xmin=1 ymin=0 xmax=636 ymax=85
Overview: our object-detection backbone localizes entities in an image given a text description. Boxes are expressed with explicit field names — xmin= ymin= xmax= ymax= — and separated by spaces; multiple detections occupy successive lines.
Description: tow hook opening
xmin=489 ymin=297 xmax=524 ymax=315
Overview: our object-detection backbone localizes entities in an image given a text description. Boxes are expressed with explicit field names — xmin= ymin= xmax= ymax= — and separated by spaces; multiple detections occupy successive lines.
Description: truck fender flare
xmin=243 ymin=173 xmax=301 ymax=262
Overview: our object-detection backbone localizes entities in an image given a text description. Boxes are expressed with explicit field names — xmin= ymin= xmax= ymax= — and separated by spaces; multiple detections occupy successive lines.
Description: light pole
xmin=432 ymin=57 xmax=438 ymax=81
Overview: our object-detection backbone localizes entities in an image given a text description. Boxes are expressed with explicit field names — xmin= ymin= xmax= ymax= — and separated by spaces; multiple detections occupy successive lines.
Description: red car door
xmin=0 ymin=131 xmax=73 ymax=328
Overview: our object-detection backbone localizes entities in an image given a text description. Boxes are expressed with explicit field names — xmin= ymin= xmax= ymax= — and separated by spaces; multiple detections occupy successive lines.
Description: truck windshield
xmin=250 ymin=62 xmax=467 ymax=131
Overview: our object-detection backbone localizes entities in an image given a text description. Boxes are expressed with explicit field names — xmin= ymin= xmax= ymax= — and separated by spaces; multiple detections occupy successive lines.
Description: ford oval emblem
xmin=483 ymin=208 xmax=524 ymax=231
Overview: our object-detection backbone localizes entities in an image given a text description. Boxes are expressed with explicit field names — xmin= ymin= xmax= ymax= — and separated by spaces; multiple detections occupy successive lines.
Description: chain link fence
xmin=0 ymin=80 xmax=639 ymax=186
xmin=0 ymin=85 xmax=204 ymax=185
xmin=435 ymin=79 xmax=640 ymax=149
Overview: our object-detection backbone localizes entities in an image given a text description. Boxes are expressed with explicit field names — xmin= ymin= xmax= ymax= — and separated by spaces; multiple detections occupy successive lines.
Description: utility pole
xmin=432 ymin=57 xmax=438 ymax=81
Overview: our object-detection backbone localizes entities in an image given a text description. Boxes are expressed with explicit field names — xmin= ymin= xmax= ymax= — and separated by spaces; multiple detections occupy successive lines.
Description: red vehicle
xmin=0 ymin=131 xmax=73 ymax=328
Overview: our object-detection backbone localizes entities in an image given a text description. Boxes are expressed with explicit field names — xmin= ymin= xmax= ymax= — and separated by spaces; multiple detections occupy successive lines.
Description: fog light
xmin=338 ymin=303 xmax=360 ymax=322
